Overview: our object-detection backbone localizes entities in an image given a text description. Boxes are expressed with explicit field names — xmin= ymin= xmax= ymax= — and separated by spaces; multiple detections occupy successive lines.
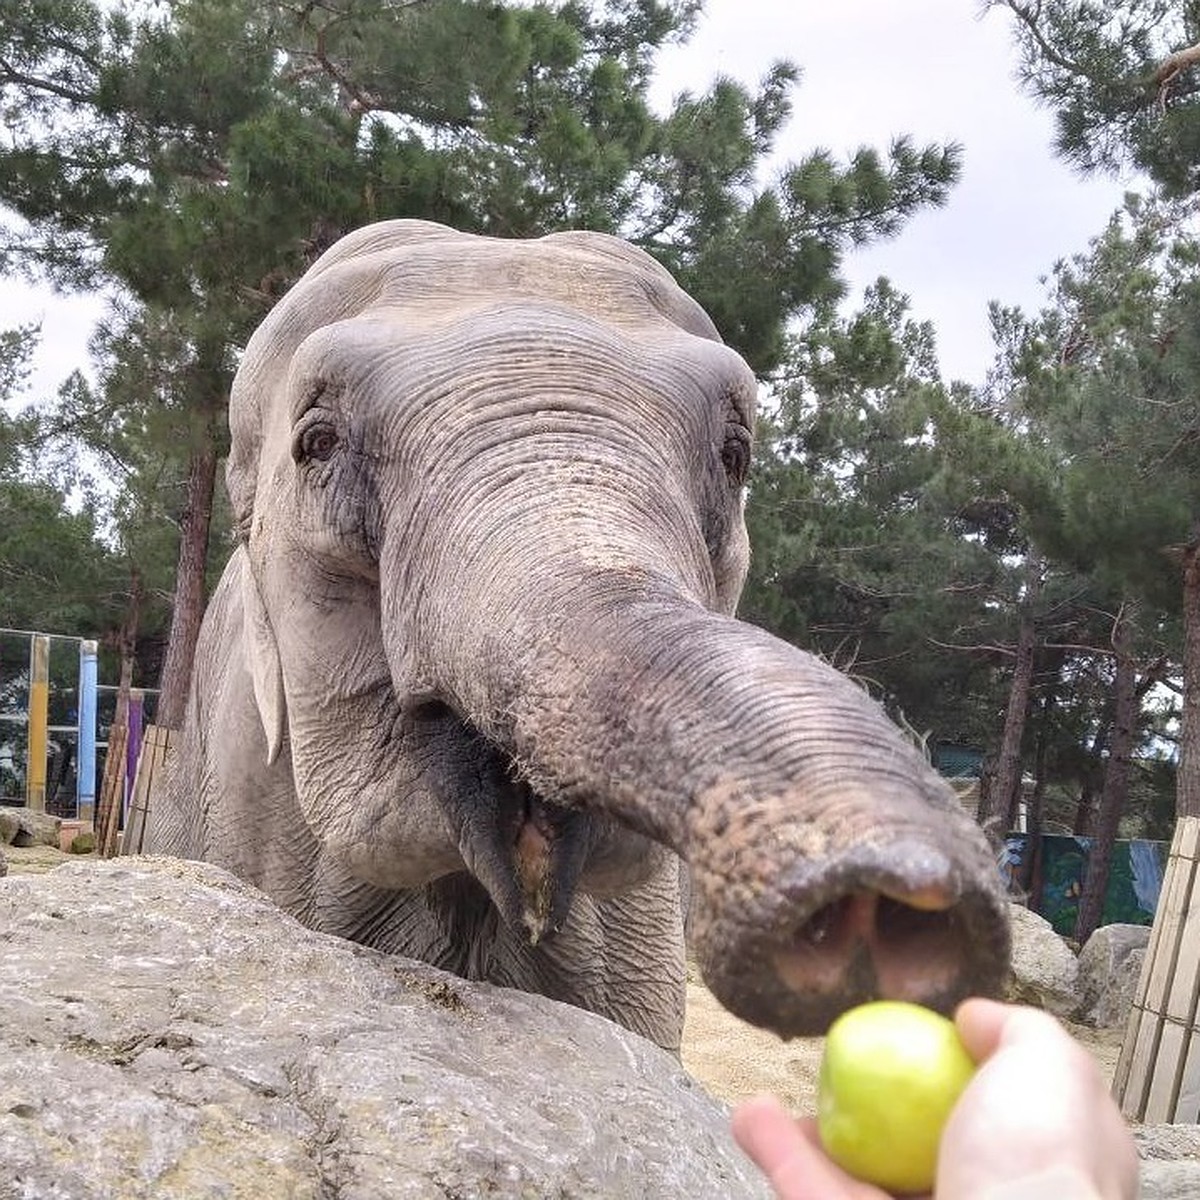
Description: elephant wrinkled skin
xmin=151 ymin=219 xmax=1010 ymax=1051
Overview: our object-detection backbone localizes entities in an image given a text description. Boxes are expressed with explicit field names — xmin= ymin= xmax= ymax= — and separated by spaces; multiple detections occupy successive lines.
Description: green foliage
xmin=0 ymin=0 xmax=967 ymax=698
xmin=741 ymin=282 xmax=1029 ymax=745
xmin=0 ymin=325 xmax=127 ymax=637
xmin=990 ymin=0 xmax=1200 ymax=196
xmin=995 ymin=196 xmax=1200 ymax=612
xmin=2 ymin=0 xmax=965 ymax=369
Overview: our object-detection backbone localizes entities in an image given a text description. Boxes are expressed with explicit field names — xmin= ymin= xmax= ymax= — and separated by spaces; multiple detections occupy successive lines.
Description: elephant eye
xmin=296 ymin=424 xmax=339 ymax=463
xmin=721 ymin=424 xmax=751 ymax=487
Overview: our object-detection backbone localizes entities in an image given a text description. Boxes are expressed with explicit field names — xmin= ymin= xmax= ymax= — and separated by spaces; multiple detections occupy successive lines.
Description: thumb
xmin=955 ymin=998 xmax=1085 ymax=1065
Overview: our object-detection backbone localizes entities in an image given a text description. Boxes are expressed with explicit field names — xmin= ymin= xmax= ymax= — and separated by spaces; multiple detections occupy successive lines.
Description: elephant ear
xmin=241 ymin=556 xmax=286 ymax=766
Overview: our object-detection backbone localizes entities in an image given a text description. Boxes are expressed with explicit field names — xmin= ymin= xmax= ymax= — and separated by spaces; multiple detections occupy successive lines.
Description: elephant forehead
xmin=300 ymin=222 xmax=718 ymax=339
xmin=243 ymin=237 xmax=718 ymax=391
xmin=227 ymin=221 xmax=753 ymax=527
xmin=272 ymin=306 xmax=755 ymax=456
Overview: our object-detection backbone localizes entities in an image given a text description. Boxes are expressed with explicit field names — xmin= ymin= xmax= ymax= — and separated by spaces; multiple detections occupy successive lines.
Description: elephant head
xmin=223 ymin=218 xmax=1009 ymax=1036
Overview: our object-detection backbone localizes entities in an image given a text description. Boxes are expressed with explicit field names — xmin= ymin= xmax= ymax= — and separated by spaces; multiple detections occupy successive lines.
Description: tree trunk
xmin=155 ymin=442 xmax=217 ymax=729
xmin=980 ymin=556 xmax=1041 ymax=844
xmin=1020 ymin=716 xmax=1049 ymax=908
xmin=1076 ymin=606 xmax=1138 ymax=945
xmin=1180 ymin=537 xmax=1200 ymax=820
xmin=1072 ymin=718 xmax=1110 ymax=836
xmin=1072 ymin=781 xmax=1095 ymax=836
xmin=113 ymin=565 xmax=143 ymax=728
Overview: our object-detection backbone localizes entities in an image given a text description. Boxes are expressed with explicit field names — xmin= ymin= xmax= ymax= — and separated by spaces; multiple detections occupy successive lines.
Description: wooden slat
xmin=1175 ymin=1027 xmax=1200 ymax=1122
xmin=1114 ymin=816 xmax=1200 ymax=1120
xmin=95 ymin=724 xmax=129 ymax=859
xmin=1118 ymin=1005 xmax=1163 ymax=1120
xmin=1167 ymin=854 xmax=1200 ymax=1023
xmin=1112 ymin=1000 xmax=1145 ymax=1102
xmin=119 ymin=725 xmax=175 ymax=856
xmin=1145 ymin=1020 xmax=1188 ymax=1123
xmin=1144 ymin=828 xmax=1196 ymax=1013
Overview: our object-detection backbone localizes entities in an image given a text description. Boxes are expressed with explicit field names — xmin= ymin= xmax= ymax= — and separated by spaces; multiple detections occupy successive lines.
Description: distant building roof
xmin=934 ymin=743 xmax=984 ymax=779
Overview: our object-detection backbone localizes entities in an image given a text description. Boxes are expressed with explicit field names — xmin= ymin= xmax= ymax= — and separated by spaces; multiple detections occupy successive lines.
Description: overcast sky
xmin=651 ymin=0 xmax=1137 ymax=382
xmin=2 ymin=0 xmax=1137 ymax=403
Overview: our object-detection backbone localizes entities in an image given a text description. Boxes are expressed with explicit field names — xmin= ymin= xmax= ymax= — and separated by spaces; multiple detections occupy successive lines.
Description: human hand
xmin=731 ymin=998 xmax=1139 ymax=1200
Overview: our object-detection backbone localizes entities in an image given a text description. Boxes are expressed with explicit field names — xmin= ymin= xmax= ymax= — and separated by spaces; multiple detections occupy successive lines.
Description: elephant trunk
xmin=427 ymin=565 xmax=1010 ymax=1037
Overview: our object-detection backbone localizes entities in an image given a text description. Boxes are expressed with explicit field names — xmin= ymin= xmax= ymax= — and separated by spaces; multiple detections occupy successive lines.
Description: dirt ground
xmin=3 ymin=842 xmax=78 ymax=875
xmin=681 ymin=958 xmax=1126 ymax=1113
xmin=5 ymin=843 xmax=1125 ymax=1113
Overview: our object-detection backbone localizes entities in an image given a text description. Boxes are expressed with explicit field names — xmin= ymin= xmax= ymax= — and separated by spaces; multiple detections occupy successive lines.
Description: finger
xmin=953 ymin=997 xmax=1011 ymax=1061
xmin=954 ymin=998 xmax=1069 ymax=1064
xmin=731 ymin=1098 xmax=887 ymax=1200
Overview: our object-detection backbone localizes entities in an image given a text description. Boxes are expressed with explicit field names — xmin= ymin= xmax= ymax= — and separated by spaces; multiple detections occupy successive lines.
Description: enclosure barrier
xmin=1113 ymin=815 xmax=1200 ymax=1121
xmin=95 ymin=724 xmax=129 ymax=857
xmin=118 ymin=724 xmax=175 ymax=856
xmin=77 ymin=641 xmax=98 ymax=821
xmin=26 ymin=635 xmax=49 ymax=811
xmin=0 ymin=628 xmax=154 ymax=823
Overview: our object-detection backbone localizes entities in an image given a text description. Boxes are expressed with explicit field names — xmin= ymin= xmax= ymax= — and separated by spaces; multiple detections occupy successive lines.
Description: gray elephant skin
xmin=151 ymin=219 xmax=1010 ymax=1051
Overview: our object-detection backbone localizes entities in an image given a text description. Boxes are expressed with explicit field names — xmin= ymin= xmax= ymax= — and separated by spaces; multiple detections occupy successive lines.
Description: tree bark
xmin=1180 ymin=536 xmax=1200 ymax=820
xmin=155 ymin=442 xmax=218 ymax=730
xmin=1076 ymin=606 xmax=1139 ymax=944
xmin=1073 ymin=721 xmax=1110 ymax=837
xmin=979 ymin=556 xmax=1041 ymax=844
xmin=113 ymin=565 xmax=143 ymax=728
xmin=1020 ymin=715 xmax=1049 ymax=908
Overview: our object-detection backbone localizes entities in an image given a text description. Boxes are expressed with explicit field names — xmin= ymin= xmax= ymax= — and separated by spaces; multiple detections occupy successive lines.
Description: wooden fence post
xmin=119 ymin=725 xmax=176 ymax=856
xmin=1113 ymin=815 xmax=1200 ymax=1121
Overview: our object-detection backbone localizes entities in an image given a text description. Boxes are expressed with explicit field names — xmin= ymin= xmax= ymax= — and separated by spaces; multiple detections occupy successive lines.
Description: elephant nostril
xmin=774 ymin=889 xmax=965 ymax=1011
xmin=876 ymin=894 xmax=954 ymax=941
xmin=797 ymin=894 xmax=860 ymax=949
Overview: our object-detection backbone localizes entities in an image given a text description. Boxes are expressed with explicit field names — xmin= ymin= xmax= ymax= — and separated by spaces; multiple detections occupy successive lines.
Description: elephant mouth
xmin=416 ymin=700 xmax=592 ymax=945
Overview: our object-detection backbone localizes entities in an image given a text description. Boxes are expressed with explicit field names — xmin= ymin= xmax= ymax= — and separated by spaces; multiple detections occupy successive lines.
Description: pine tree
xmin=2 ymin=0 xmax=965 ymax=721
xmin=989 ymin=0 xmax=1200 ymax=197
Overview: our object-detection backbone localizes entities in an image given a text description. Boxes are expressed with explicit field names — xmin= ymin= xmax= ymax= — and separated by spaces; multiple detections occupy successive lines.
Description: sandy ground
xmin=681 ymin=958 xmax=1126 ymax=1113
xmin=4 ymin=842 xmax=1124 ymax=1113
xmin=3 ymin=842 xmax=79 ymax=875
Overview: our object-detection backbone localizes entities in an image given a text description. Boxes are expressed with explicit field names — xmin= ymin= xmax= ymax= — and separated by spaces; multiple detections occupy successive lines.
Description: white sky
xmin=650 ymin=0 xmax=1136 ymax=381
xmin=1 ymin=0 xmax=1136 ymax=403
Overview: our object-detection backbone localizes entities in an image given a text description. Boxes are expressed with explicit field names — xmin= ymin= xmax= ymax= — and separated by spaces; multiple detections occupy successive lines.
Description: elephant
xmin=150 ymin=219 xmax=1010 ymax=1053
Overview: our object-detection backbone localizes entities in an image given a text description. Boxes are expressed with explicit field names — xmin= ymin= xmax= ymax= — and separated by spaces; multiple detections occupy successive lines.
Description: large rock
xmin=0 ymin=858 xmax=767 ymax=1200
xmin=1136 ymin=1125 xmax=1200 ymax=1199
xmin=1005 ymin=902 xmax=1080 ymax=1018
xmin=0 ymin=805 xmax=60 ymax=848
xmin=1075 ymin=923 xmax=1150 ymax=1028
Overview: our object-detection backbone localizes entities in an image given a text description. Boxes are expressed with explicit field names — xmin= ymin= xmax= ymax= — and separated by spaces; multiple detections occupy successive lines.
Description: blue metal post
xmin=77 ymin=639 xmax=98 ymax=825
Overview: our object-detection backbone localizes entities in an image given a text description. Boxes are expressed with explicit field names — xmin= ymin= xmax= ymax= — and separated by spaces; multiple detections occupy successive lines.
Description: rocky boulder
xmin=1005 ymin=901 xmax=1080 ymax=1018
xmin=0 ymin=858 xmax=767 ymax=1200
xmin=1136 ymin=1125 xmax=1200 ymax=1200
xmin=1075 ymin=923 xmax=1150 ymax=1029
xmin=0 ymin=805 xmax=61 ymax=848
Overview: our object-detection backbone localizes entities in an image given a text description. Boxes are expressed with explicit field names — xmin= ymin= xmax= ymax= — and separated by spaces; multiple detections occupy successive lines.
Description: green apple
xmin=817 ymin=1000 xmax=977 ymax=1195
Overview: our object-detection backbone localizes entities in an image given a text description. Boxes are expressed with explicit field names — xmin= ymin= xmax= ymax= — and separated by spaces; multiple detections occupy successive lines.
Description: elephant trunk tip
xmin=691 ymin=833 xmax=1012 ymax=1038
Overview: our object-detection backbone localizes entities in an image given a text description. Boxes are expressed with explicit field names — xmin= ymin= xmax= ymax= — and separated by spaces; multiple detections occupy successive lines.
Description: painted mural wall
xmin=1000 ymin=834 xmax=1167 ymax=937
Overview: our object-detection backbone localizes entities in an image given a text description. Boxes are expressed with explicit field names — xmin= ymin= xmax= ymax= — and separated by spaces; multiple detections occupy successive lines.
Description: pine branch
xmin=927 ymin=637 xmax=1018 ymax=657
xmin=995 ymin=1 xmax=1098 ymax=83
xmin=0 ymin=58 xmax=93 ymax=105
xmin=1151 ymin=41 xmax=1200 ymax=88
